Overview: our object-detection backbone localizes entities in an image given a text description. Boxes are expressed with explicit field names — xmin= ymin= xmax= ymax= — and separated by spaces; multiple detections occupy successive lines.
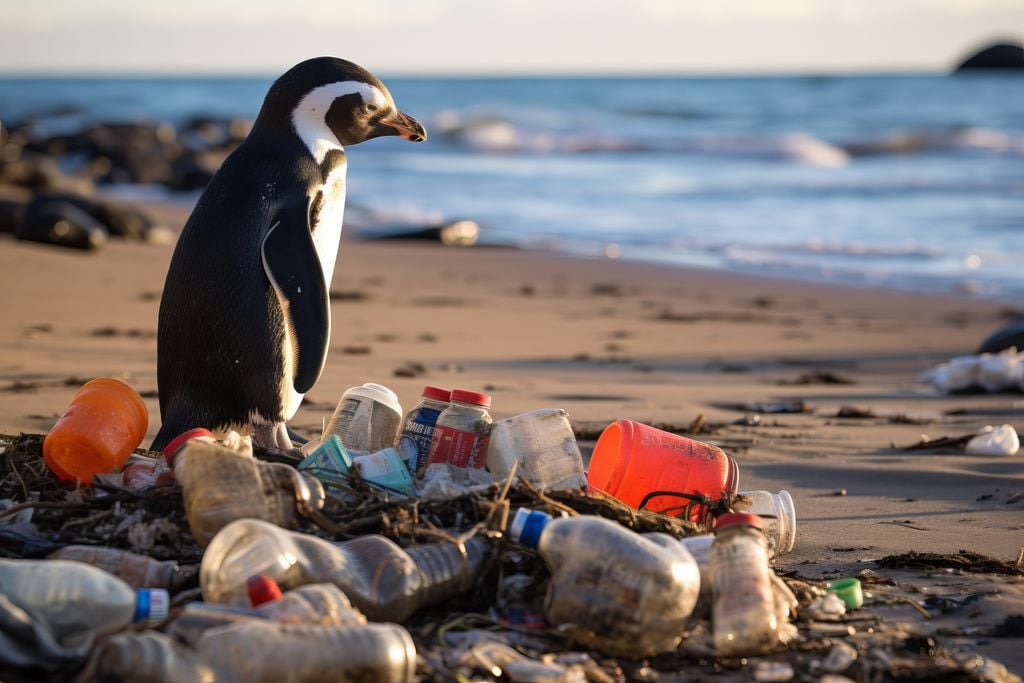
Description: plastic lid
xmin=450 ymin=389 xmax=491 ymax=408
xmin=508 ymin=508 xmax=550 ymax=549
xmin=827 ymin=578 xmax=864 ymax=609
xmin=134 ymin=588 xmax=170 ymax=625
xmin=343 ymin=383 xmax=402 ymax=414
xmin=163 ymin=428 xmax=214 ymax=465
xmin=714 ymin=512 xmax=764 ymax=532
xmin=247 ymin=574 xmax=283 ymax=606
xmin=421 ymin=385 xmax=452 ymax=402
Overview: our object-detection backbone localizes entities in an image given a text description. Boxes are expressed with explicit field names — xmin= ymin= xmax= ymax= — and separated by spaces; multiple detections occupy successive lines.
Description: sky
xmin=0 ymin=0 xmax=1021 ymax=75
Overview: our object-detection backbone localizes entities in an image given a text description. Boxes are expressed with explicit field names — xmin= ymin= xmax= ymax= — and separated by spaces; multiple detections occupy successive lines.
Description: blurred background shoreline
xmin=4 ymin=71 xmax=1023 ymax=298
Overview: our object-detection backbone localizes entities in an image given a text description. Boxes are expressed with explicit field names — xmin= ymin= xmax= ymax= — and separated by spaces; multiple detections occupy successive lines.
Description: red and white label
xmin=428 ymin=425 xmax=490 ymax=469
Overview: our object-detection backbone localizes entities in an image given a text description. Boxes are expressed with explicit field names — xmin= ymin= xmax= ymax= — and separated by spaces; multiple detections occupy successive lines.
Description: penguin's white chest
xmin=310 ymin=164 xmax=347 ymax=289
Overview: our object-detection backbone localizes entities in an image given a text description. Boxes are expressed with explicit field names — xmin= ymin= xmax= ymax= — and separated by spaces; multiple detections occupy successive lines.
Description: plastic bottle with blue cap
xmin=507 ymin=508 xmax=701 ymax=657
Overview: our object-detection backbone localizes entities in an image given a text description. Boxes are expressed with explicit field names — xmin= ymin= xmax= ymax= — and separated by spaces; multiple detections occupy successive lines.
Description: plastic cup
xmin=43 ymin=378 xmax=149 ymax=483
xmin=587 ymin=420 xmax=739 ymax=521
xmin=827 ymin=578 xmax=864 ymax=609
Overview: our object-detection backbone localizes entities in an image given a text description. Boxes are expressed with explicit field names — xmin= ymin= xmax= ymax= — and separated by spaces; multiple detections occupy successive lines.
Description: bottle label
xmin=398 ymin=406 xmax=443 ymax=472
xmin=428 ymin=424 xmax=491 ymax=469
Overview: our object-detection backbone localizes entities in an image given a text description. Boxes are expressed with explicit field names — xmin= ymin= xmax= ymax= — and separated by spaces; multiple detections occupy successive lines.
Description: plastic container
xmin=43 ymin=378 xmax=148 ymax=483
xmin=48 ymin=545 xmax=191 ymax=590
xmin=680 ymin=535 xmax=715 ymax=601
xmin=486 ymin=408 xmax=587 ymax=491
xmin=827 ymin=578 xmax=864 ymax=609
xmin=200 ymin=518 xmax=490 ymax=622
xmin=587 ymin=420 xmax=739 ymax=520
xmin=171 ymin=437 xmax=325 ymax=548
xmin=352 ymin=448 xmax=416 ymax=495
xmin=508 ymin=508 xmax=701 ymax=657
xmin=426 ymin=389 xmax=492 ymax=471
xmin=398 ymin=385 xmax=451 ymax=475
xmin=710 ymin=513 xmax=782 ymax=656
xmin=734 ymin=490 xmax=796 ymax=556
xmin=322 ymin=382 xmax=403 ymax=453
xmin=0 ymin=559 xmax=168 ymax=643
xmin=90 ymin=622 xmax=416 ymax=683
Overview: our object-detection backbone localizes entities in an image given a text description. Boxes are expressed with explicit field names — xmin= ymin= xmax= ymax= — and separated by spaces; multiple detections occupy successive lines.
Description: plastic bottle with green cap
xmin=507 ymin=508 xmax=701 ymax=657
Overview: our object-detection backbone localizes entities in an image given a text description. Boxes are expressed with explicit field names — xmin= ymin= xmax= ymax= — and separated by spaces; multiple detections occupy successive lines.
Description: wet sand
xmin=1 ymin=201 xmax=1022 ymax=563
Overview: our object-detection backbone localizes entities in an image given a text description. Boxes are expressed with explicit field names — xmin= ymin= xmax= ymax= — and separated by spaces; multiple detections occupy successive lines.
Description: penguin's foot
xmin=254 ymin=422 xmax=294 ymax=449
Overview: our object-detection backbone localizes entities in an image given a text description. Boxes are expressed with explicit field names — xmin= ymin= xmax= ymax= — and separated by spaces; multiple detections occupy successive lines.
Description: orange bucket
xmin=43 ymin=378 xmax=149 ymax=484
xmin=587 ymin=420 xmax=738 ymax=521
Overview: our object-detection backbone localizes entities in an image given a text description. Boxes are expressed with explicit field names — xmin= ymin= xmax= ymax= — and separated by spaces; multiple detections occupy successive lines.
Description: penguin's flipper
xmin=261 ymin=207 xmax=331 ymax=394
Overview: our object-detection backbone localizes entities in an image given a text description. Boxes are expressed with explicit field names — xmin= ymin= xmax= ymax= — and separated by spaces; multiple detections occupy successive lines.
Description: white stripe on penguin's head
xmin=291 ymin=81 xmax=388 ymax=163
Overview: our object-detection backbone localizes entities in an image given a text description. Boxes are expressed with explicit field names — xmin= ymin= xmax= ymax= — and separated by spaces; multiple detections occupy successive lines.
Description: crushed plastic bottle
xmin=166 ymin=432 xmax=325 ymax=547
xmin=322 ymin=382 xmax=404 ymax=453
xmin=48 ymin=545 xmax=194 ymax=590
xmin=200 ymin=518 xmax=490 ymax=622
xmin=0 ymin=561 xmax=165 ymax=671
xmin=486 ymin=408 xmax=586 ymax=491
xmin=711 ymin=513 xmax=786 ymax=656
xmin=507 ymin=508 xmax=701 ymax=657
xmin=734 ymin=490 xmax=796 ymax=556
xmin=90 ymin=621 xmax=416 ymax=683
xmin=399 ymin=385 xmax=451 ymax=475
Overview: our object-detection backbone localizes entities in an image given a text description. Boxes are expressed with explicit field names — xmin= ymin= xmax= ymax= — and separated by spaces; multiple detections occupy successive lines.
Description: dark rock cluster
xmin=0 ymin=113 xmax=252 ymax=251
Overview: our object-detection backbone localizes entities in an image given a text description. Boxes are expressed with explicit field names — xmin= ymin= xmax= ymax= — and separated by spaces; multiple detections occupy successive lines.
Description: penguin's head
xmin=256 ymin=57 xmax=426 ymax=158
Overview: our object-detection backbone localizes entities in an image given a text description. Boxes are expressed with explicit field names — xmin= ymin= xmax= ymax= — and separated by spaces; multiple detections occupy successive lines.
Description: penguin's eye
xmin=365 ymin=104 xmax=379 ymax=112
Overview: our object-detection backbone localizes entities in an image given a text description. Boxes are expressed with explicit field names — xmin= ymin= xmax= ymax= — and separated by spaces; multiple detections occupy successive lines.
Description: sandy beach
xmin=2 ymin=196 xmax=1022 ymax=567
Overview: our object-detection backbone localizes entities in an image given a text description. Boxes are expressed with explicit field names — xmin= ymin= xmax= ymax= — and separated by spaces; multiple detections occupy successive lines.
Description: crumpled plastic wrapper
xmin=922 ymin=348 xmax=1024 ymax=394
xmin=965 ymin=424 xmax=1020 ymax=456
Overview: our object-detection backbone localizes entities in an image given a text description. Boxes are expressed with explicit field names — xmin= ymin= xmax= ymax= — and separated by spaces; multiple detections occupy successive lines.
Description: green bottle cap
xmin=827 ymin=577 xmax=863 ymax=609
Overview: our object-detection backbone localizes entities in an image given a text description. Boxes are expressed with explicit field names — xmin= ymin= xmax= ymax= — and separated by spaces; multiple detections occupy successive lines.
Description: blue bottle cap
xmin=508 ymin=508 xmax=551 ymax=549
xmin=134 ymin=588 xmax=170 ymax=625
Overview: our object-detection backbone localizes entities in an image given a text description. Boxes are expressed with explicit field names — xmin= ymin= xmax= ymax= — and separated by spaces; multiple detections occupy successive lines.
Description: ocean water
xmin=2 ymin=74 xmax=1023 ymax=297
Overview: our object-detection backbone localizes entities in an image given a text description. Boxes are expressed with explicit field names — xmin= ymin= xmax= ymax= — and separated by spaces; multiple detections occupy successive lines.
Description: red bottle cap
xmin=422 ymin=385 xmax=452 ymax=402
xmin=450 ymin=389 xmax=491 ymax=408
xmin=163 ymin=428 xmax=214 ymax=465
xmin=247 ymin=574 xmax=283 ymax=606
xmin=714 ymin=512 xmax=764 ymax=532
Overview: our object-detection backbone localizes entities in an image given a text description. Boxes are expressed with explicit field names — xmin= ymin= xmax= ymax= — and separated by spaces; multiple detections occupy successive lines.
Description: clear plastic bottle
xmin=710 ymin=513 xmax=782 ymax=656
xmin=680 ymin=535 xmax=714 ymax=602
xmin=734 ymin=490 xmax=796 ymax=557
xmin=200 ymin=518 xmax=490 ymax=622
xmin=425 ymin=389 xmax=492 ymax=472
xmin=398 ymin=385 xmax=451 ymax=475
xmin=167 ymin=583 xmax=367 ymax=647
xmin=89 ymin=622 xmax=416 ymax=683
xmin=322 ymin=382 xmax=403 ymax=453
xmin=0 ymin=559 xmax=168 ymax=643
xmin=507 ymin=509 xmax=701 ymax=657
xmin=48 ymin=545 xmax=193 ymax=590
xmin=486 ymin=408 xmax=586 ymax=491
xmin=167 ymin=434 xmax=325 ymax=548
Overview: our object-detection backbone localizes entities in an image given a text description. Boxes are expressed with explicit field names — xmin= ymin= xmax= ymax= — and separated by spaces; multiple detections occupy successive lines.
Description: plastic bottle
xmin=587 ymin=419 xmax=739 ymax=520
xmin=167 ymin=583 xmax=367 ymax=647
xmin=486 ymin=408 xmax=587 ymax=491
xmin=734 ymin=490 xmax=796 ymax=557
xmin=200 ymin=518 xmax=490 ymax=622
xmin=164 ymin=432 xmax=325 ymax=548
xmin=0 ymin=559 xmax=168 ymax=643
xmin=322 ymin=382 xmax=403 ymax=453
xmin=48 ymin=545 xmax=193 ymax=590
xmin=89 ymin=622 xmax=416 ymax=683
xmin=121 ymin=453 xmax=173 ymax=493
xmin=426 ymin=389 xmax=493 ymax=472
xmin=507 ymin=509 xmax=701 ymax=657
xmin=710 ymin=513 xmax=782 ymax=656
xmin=42 ymin=377 xmax=148 ymax=483
xmin=398 ymin=385 xmax=451 ymax=475
xmin=680 ymin=535 xmax=714 ymax=601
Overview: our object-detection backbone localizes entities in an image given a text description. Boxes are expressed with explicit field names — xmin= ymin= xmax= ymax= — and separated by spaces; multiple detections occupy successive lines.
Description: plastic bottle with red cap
xmin=425 ymin=389 xmax=493 ymax=474
xmin=710 ymin=512 xmax=785 ymax=656
xmin=398 ymin=385 xmax=451 ymax=476
xmin=506 ymin=508 xmax=701 ymax=657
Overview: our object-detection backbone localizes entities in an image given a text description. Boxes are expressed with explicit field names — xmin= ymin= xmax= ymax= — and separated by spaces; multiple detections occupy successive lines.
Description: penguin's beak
xmin=379 ymin=110 xmax=427 ymax=142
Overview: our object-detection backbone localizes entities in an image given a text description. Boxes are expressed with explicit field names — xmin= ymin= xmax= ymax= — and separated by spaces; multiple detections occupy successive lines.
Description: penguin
xmin=153 ymin=57 xmax=426 ymax=451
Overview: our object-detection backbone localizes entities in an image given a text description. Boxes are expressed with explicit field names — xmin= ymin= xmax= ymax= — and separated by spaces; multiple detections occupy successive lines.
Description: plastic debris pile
xmin=1 ymin=379 xmax=1022 ymax=682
